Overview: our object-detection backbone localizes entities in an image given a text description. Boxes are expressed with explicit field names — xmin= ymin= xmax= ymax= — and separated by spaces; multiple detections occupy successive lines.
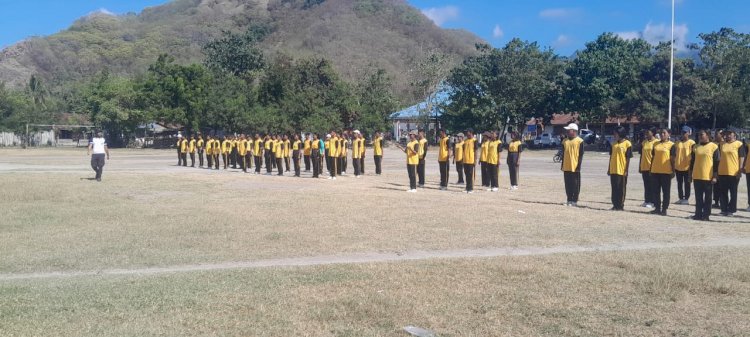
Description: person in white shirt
xmin=87 ymin=132 xmax=110 ymax=182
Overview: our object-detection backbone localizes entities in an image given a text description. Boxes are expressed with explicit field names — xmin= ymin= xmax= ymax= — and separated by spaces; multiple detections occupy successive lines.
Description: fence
xmin=0 ymin=131 xmax=60 ymax=147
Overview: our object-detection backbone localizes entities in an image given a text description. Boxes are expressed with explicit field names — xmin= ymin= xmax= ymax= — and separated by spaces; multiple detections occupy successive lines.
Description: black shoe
xmin=649 ymin=210 xmax=661 ymax=215
xmin=661 ymin=210 xmax=668 ymax=216
xmin=712 ymin=204 xmax=720 ymax=209
xmin=96 ymin=178 xmax=101 ymax=182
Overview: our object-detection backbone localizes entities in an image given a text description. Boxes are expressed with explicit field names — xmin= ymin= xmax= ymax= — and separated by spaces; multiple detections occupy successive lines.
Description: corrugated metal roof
xmin=389 ymin=86 xmax=452 ymax=120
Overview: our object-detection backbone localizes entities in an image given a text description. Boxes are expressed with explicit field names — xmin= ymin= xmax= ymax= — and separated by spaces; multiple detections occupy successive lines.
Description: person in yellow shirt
xmin=359 ymin=132 xmax=366 ymax=175
xmin=717 ymin=130 xmax=745 ymax=216
xmin=176 ymin=135 xmax=183 ymax=166
xmin=674 ymin=127 xmax=695 ymax=205
xmin=463 ymin=129 xmax=477 ymax=193
xmin=283 ymin=135 xmax=291 ymax=172
xmin=607 ymin=127 xmax=632 ymax=211
xmin=188 ymin=135 xmax=197 ymax=167
xmin=437 ymin=129 xmax=451 ymax=190
xmin=638 ymin=128 xmax=658 ymax=208
xmin=454 ymin=133 xmax=464 ymax=185
xmin=561 ymin=123 xmax=584 ymax=206
xmin=324 ymin=134 xmax=332 ymax=174
xmin=221 ymin=136 xmax=232 ymax=170
xmin=237 ymin=134 xmax=248 ymax=173
xmin=211 ymin=136 xmax=221 ymax=170
xmin=273 ymin=135 xmax=284 ymax=176
xmin=253 ymin=134 xmax=263 ymax=174
xmin=328 ymin=132 xmax=338 ymax=179
xmin=204 ymin=136 xmax=213 ymax=169
xmin=690 ymin=130 xmax=720 ymax=221
xmin=417 ymin=130 xmax=428 ymax=187
xmin=292 ymin=134 xmax=302 ymax=177
xmin=649 ymin=129 xmax=676 ymax=216
xmin=311 ymin=134 xmax=322 ymax=178
xmin=264 ymin=134 xmax=273 ymax=174
xmin=229 ymin=136 xmax=238 ymax=169
xmin=303 ymin=133 xmax=312 ymax=172
xmin=352 ymin=131 xmax=362 ymax=177
xmin=485 ymin=132 xmax=503 ymax=192
xmin=401 ymin=131 xmax=420 ymax=192
xmin=507 ymin=132 xmax=523 ymax=190
xmin=179 ymin=136 xmax=188 ymax=167
xmin=373 ymin=132 xmax=384 ymax=175
xmin=712 ymin=129 xmax=725 ymax=208
xmin=338 ymin=134 xmax=348 ymax=176
xmin=479 ymin=132 xmax=490 ymax=188
xmin=743 ymin=139 xmax=750 ymax=212
xmin=246 ymin=136 xmax=254 ymax=171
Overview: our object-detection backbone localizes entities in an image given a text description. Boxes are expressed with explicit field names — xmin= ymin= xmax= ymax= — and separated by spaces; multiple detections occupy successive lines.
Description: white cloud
xmin=553 ymin=34 xmax=571 ymax=47
xmin=539 ymin=8 xmax=582 ymax=20
xmin=492 ymin=25 xmax=504 ymax=39
xmin=421 ymin=6 xmax=460 ymax=27
xmin=616 ymin=22 xmax=689 ymax=51
xmin=94 ymin=8 xmax=115 ymax=16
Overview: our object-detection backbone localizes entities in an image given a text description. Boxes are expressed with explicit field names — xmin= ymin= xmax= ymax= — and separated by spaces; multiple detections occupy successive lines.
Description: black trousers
xmin=318 ymin=155 xmax=325 ymax=176
xmin=265 ymin=152 xmax=273 ymax=173
xmin=330 ymin=156 xmax=337 ymax=177
xmin=610 ymin=174 xmax=627 ymax=210
xmin=337 ymin=157 xmax=344 ymax=175
xmin=342 ymin=157 xmax=348 ymax=173
xmin=747 ymin=173 xmax=750 ymax=208
xmin=254 ymin=156 xmax=262 ymax=173
xmin=246 ymin=154 xmax=253 ymax=169
xmin=374 ymin=155 xmax=382 ymax=175
xmin=222 ymin=153 xmax=229 ymax=169
xmin=652 ymin=173 xmax=672 ymax=212
xmin=718 ymin=175 xmax=740 ymax=214
xmin=312 ymin=153 xmax=320 ymax=177
xmin=508 ymin=155 xmax=519 ymax=186
xmin=190 ymin=153 xmax=195 ymax=167
xmin=675 ymin=170 xmax=691 ymax=200
xmin=480 ymin=162 xmax=489 ymax=186
xmin=407 ymin=164 xmax=417 ymax=190
xmin=439 ymin=161 xmax=449 ymax=187
xmin=353 ymin=156 xmax=361 ymax=176
xmin=464 ymin=164 xmax=475 ymax=191
xmin=276 ymin=158 xmax=283 ymax=176
xmin=207 ymin=152 xmax=213 ymax=168
xmin=285 ymin=157 xmax=291 ymax=172
xmin=177 ymin=148 xmax=182 ymax=166
xmin=198 ymin=150 xmax=204 ymax=167
xmin=564 ymin=171 xmax=581 ymax=202
xmin=91 ymin=154 xmax=106 ymax=180
xmin=360 ymin=157 xmax=365 ymax=174
xmin=304 ymin=155 xmax=311 ymax=171
xmin=417 ymin=159 xmax=426 ymax=186
xmin=641 ymin=172 xmax=654 ymax=204
xmin=488 ymin=163 xmax=499 ymax=188
xmin=694 ymin=180 xmax=713 ymax=220
xmin=293 ymin=151 xmax=301 ymax=176
xmin=181 ymin=153 xmax=187 ymax=166
xmin=713 ymin=182 xmax=721 ymax=205
xmin=456 ymin=162 xmax=464 ymax=183
xmin=213 ymin=154 xmax=220 ymax=169
xmin=231 ymin=149 xmax=238 ymax=168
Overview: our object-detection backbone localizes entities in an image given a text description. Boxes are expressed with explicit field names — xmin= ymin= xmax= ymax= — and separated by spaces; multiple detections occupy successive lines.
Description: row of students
xmin=175 ymin=131 xmax=386 ymax=178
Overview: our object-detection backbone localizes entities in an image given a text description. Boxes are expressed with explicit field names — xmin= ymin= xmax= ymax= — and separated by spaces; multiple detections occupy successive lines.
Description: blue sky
xmin=1 ymin=0 xmax=748 ymax=55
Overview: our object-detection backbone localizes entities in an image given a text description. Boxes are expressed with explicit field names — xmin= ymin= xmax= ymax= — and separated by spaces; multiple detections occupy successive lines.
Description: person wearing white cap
xmin=561 ymin=123 xmax=584 ymax=206
xmin=176 ymin=134 xmax=183 ymax=166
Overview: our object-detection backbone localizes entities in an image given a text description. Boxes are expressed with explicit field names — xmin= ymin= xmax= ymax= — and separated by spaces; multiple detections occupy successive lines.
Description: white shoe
xmin=491 ymin=188 xmax=499 ymax=192
xmin=645 ymin=203 xmax=654 ymax=209
xmin=467 ymin=191 xmax=474 ymax=194
xmin=512 ymin=186 xmax=518 ymax=190
xmin=327 ymin=176 xmax=332 ymax=180
xmin=571 ymin=202 xmax=578 ymax=207
xmin=407 ymin=189 xmax=416 ymax=193
xmin=333 ymin=177 xmax=337 ymax=180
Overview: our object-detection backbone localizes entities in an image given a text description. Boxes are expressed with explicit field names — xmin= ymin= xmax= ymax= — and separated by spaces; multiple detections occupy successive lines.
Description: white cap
xmin=563 ymin=123 xmax=579 ymax=131
xmin=353 ymin=130 xmax=360 ymax=134
xmin=326 ymin=134 xmax=331 ymax=138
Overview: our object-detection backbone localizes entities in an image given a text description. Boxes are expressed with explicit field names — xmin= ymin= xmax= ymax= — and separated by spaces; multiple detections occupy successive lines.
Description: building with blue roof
xmin=389 ymin=85 xmax=452 ymax=141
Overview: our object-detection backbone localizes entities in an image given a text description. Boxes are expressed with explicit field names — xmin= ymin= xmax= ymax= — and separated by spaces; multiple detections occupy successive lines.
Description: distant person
xmin=717 ymin=130 xmax=744 ymax=217
xmin=454 ymin=133 xmax=465 ymax=185
xmin=402 ymin=131 xmax=420 ymax=192
xmin=506 ymin=132 xmax=523 ymax=190
xmin=196 ymin=135 xmax=205 ymax=168
xmin=176 ymin=134 xmax=183 ymax=166
xmin=205 ymin=135 xmax=214 ymax=169
xmin=690 ymin=130 xmax=720 ymax=221
xmin=254 ymin=134 xmax=264 ymax=174
xmin=743 ymin=137 xmax=750 ymax=212
xmin=485 ymin=132 xmax=503 ymax=192
xmin=463 ymin=129 xmax=477 ymax=193
xmin=188 ymin=135 xmax=196 ymax=167
xmin=311 ymin=133 xmax=322 ymax=178
xmin=712 ymin=129 xmax=725 ymax=209
xmin=292 ymin=134 xmax=302 ymax=177
xmin=352 ymin=131 xmax=362 ymax=177
xmin=437 ymin=129 xmax=451 ymax=190
xmin=638 ymin=128 xmax=658 ymax=209
xmin=373 ymin=131 xmax=384 ymax=175
xmin=561 ymin=123 xmax=584 ymax=206
xmin=607 ymin=127 xmax=632 ymax=211
xmin=649 ymin=129 xmax=676 ymax=216
xmin=179 ymin=136 xmax=188 ymax=167
xmin=480 ymin=132 xmax=490 ymax=188
xmin=303 ymin=133 xmax=312 ymax=172
xmin=674 ymin=127 xmax=695 ymax=205
xmin=87 ymin=132 xmax=110 ymax=182
xmin=417 ymin=130 xmax=428 ymax=188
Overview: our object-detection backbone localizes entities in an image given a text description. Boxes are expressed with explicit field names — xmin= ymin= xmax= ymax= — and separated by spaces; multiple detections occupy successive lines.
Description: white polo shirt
xmin=90 ymin=137 xmax=107 ymax=154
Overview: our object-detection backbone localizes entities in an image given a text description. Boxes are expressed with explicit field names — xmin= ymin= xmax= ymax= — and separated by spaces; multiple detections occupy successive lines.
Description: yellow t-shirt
xmin=188 ymin=139 xmax=196 ymax=153
xmin=480 ymin=141 xmax=489 ymax=162
xmin=254 ymin=139 xmax=262 ymax=156
xmin=562 ymin=137 xmax=584 ymax=172
xmin=508 ymin=140 xmax=522 ymax=153
xmin=204 ymin=139 xmax=212 ymax=155
xmin=352 ymin=138 xmax=361 ymax=159
xmin=454 ymin=141 xmax=464 ymax=162
xmin=406 ymin=140 xmax=419 ymax=165
xmin=222 ymin=140 xmax=232 ymax=154
xmin=650 ymin=141 xmax=675 ymax=174
xmin=639 ymin=139 xmax=658 ymax=172
xmin=359 ymin=139 xmax=365 ymax=157
xmin=328 ymin=137 xmax=338 ymax=158
xmin=238 ymin=140 xmax=247 ymax=156
xmin=303 ymin=140 xmax=311 ymax=155
xmin=693 ymin=142 xmax=719 ymax=181
xmin=293 ymin=140 xmax=302 ymax=151
xmin=719 ymin=141 xmax=743 ymax=176
xmin=264 ymin=139 xmax=272 ymax=151
xmin=273 ymin=140 xmax=283 ymax=158
xmin=486 ymin=140 xmax=502 ymax=165
xmin=197 ymin=139 xmax=204 ymax=150
xmin=745 ymin=143 xmax=750 ymax=174
xmin=180 ymin=139 xmax=188 ymax=153
xmin=674 ymin=139 xmax=695 ymax=172
xmin=374 ymin=137 xmax=383 ymax=156
xmin=463 ymin=138 xmax=476 ymax=164
xmin=418 ymin=138 xmax=427 ymax=159
xmin=609 ymin=140 xmax=632 ymax=175
xmin=438 ymin=136 xmax=450 ymax=162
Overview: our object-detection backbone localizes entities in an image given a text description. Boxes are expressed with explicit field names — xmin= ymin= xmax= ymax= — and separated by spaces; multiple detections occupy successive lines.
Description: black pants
xmin=207 ymin=152 xmax=213 ymax=168
xmin=439 ymin=161 xmax=449 ymax=187
xmin=91 ymin=154 xmax=105 ymax=180
xmin=456 ymin=162 xmax=464 ymax=183
xmin=285 ymin=157 xmax=290 ymax=172
xmin=417 ymin=159 xmax=426 ymax=186
xmin=360 ymin=157 xmax=365 ymax=174
xmin=276 ymin=158 xmax=283 ymax=176
xmin=246 ymin=154 xmax=253 ymax=170
xmin=718 ymin=175 xmax=740 ymax=214
xmin=304 ymin=155 xmax=311 ymax=171
xmin=641 ymin=172 xmax=654 ymax=204
xmin=488 ymin=163 xmax=498 ymax=189
xmin=213 ymin=154 xmax=220 ymax=169
xmin=480 ymin=162 xmax=489 ymax=186
xmin=652 ymin=173 xmax=672 ymax=212
xmin=374 ymin=155 xmax=382 ymax=175
xmin=177 ymin=148 xmax=182 ymax=166
xmin=407 ymin=164 xmax=417 ymax=190
xmin=190 ymin=153 xmax=195 ymax=167
xmin=330 ymin=156 xmax=337 ymax=177
xmin=694 ymin=180 xmax=713 ymax=220
xmin=353 ymin=156 xmax=361 ymax=176
xmin=254 ymin=156 xmax=262 ymax=173
xmin=265 ymin=153 xmax=273 ymax=173
xmin=713 ymin=183 xmax=721 ymax=205
xmin=312 ymin=153 xmax=320 ymax=178
xmin=675 ymin=170 xmax=691 ymax=200
xmin=508 ymin=155 xmax=519 ymax=186
xmin=747 ymin=173 xmax=750 ymax=208
xmin=198 ymin=150 xmax=204 ymax=167
xmin=610 ymin=174 xmax=627 ymax=210
xmin=181 ymin=153 xmax=187 ymax=166
xmin=342 ymin=157 xmax=348 ymax=173
xmin=222 ymin=153 xmax=229 ymax=169
xmin=336 ymin=157 xmax=343 ymax=175
xmin=464 ymin=164 xmax=475 ymax=191
xmin=231 ymin=149 xmax=238 ymax=168
xmin=293 ymin=151 xmax=301 ymax=176
xmin=564 ymin=171 xmax=581 ymax=202
xmin=318 ymin=155 xmax=324 ymax=176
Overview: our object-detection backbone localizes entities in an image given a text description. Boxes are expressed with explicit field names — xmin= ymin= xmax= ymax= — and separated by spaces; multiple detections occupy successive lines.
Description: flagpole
xmin=668 ymin=0 xmax=675 ymax=130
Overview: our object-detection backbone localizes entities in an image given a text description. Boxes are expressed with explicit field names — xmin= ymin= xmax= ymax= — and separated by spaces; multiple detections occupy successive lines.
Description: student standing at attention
xmin=437 ymin=129 xmax=451 ymax=191
xmin=607 ymin=127 xmax=632 ymax=211
xmin=506 ymin=132 xmax=523 ymax=190
xmin=690 ymin=130 xmax=720 ymax=221
xmin=485 ymin=132 xmax=502 ymax=192
xmin=454 ymin=133 xmax=464 ymax=185
xmin=292 ymin=134 xmax=302 ymax=177
xmin=196 ymin=135 xmax=205 ymax=168
xmin=649 ymin=129 xmax=676 ymax=216
xmin=403 ymin=131 xmax=420 ymax=192
xmin=463 ymin=129 xmax=477 ymax=193
xmin=303 ymin=133 xmax=312 ymax=172
xmin=717 ymin=130 xmax=745 ymax=217
xmin=373 ymin=132 xmax=384 ymax=175
xmin=674 ymin=127 xmax=695 ymax=205
xmin=417 ymin=130 xmax=428 ymax=188
xmin=638 ymin=128 xmax=658 ymax=209
xmin=561 ymin=123 xmax=584 ymax=207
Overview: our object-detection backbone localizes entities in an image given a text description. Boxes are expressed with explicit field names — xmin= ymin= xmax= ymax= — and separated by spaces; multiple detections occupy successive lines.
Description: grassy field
xmin=1 ymin=147 xmax=749 ymax=336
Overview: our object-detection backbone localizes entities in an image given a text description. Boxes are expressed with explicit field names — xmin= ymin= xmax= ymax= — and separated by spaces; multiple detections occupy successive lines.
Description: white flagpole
xmin=668 ymin=0 xmax=675 ymax=130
